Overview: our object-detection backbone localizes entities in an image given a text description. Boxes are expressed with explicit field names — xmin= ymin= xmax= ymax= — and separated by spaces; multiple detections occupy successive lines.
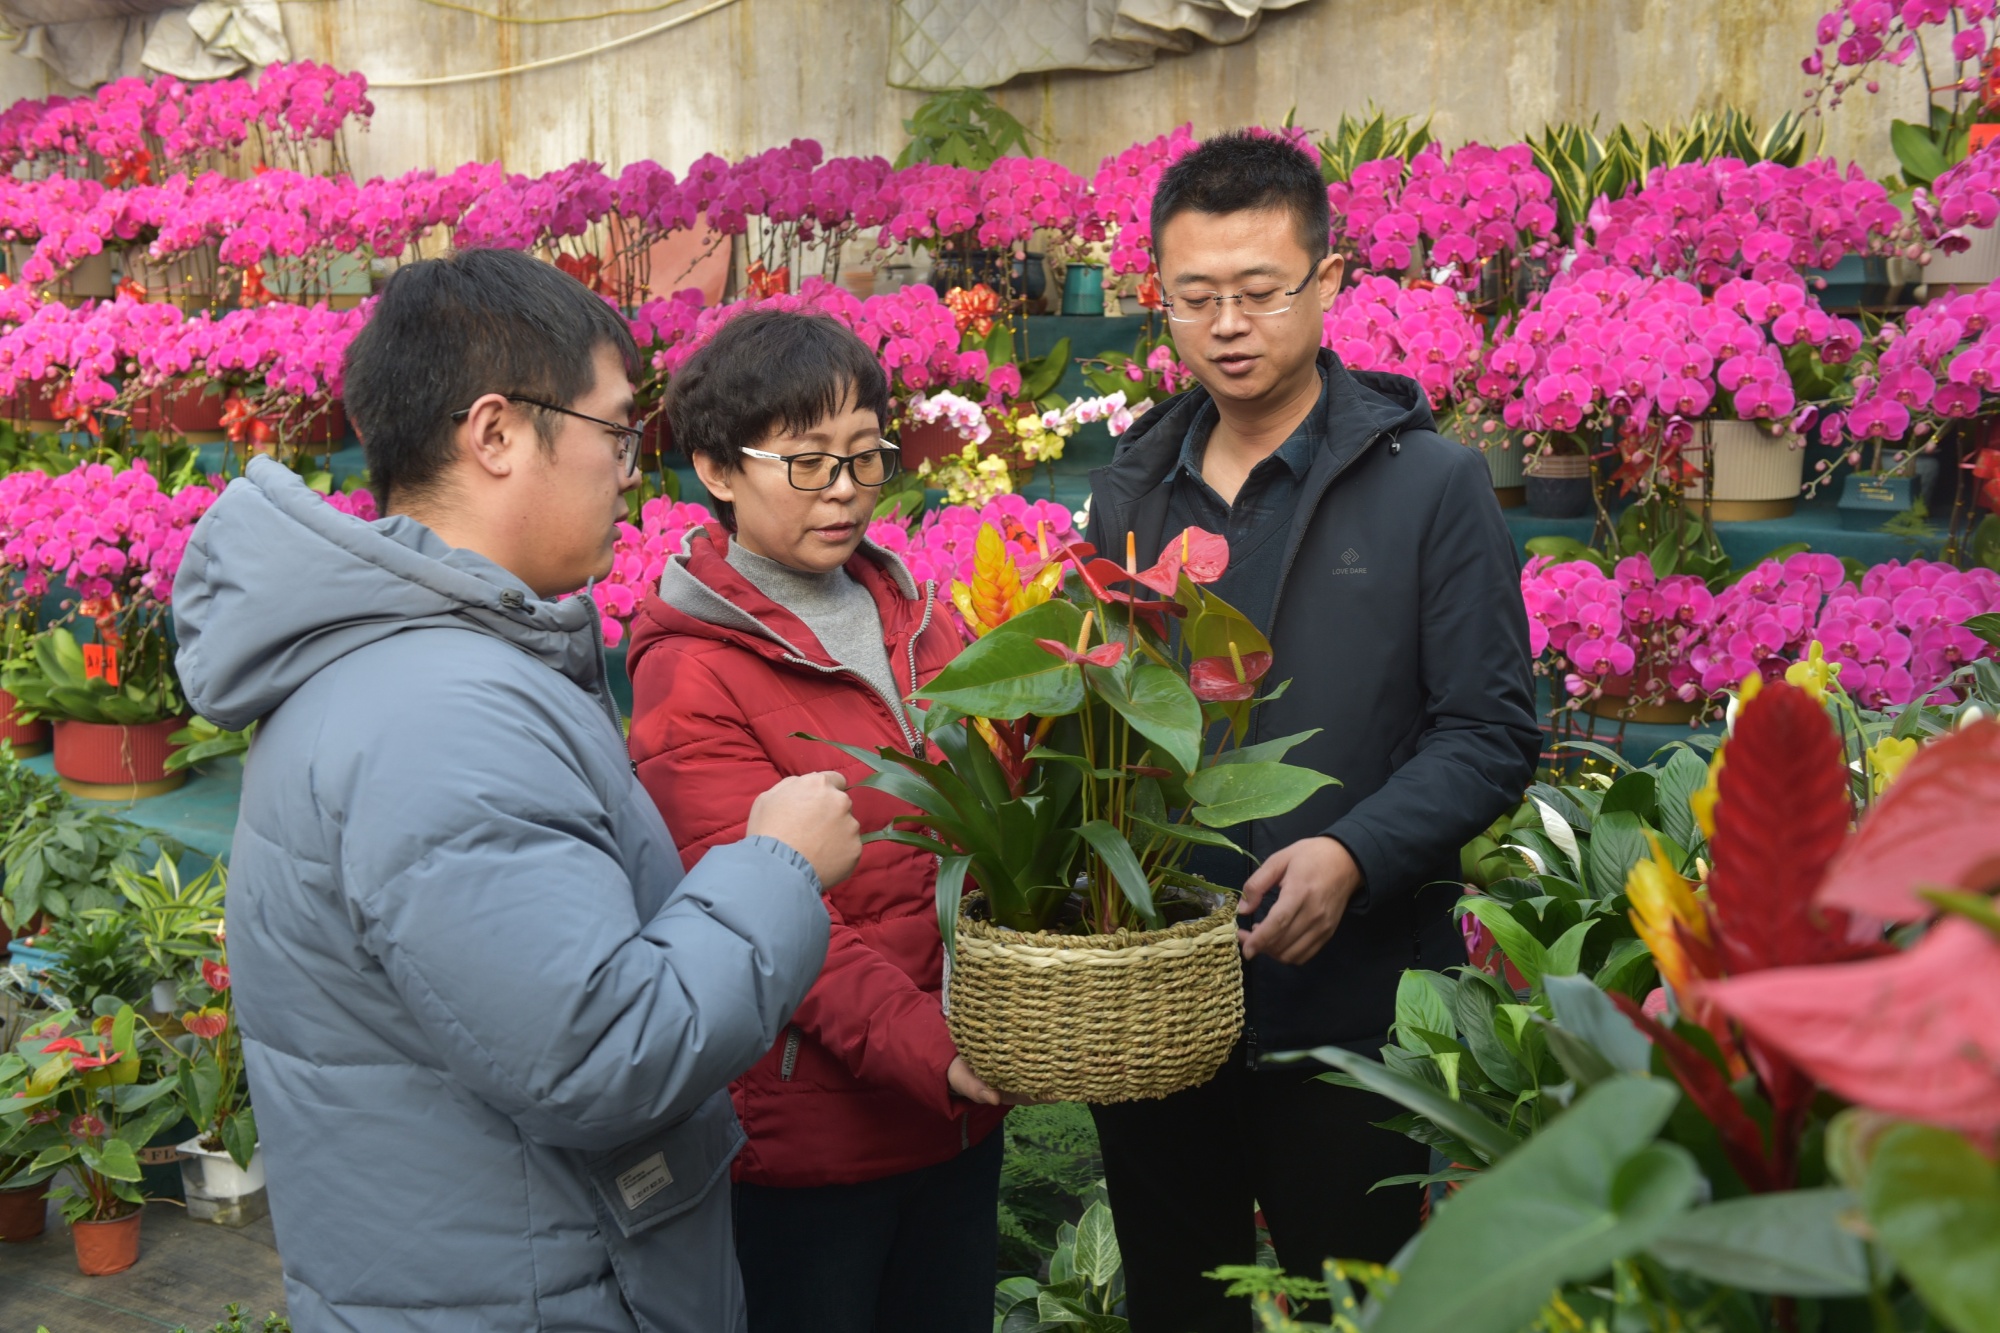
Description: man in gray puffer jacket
xmin=173 ymin=249 xmax=855 ymax=1332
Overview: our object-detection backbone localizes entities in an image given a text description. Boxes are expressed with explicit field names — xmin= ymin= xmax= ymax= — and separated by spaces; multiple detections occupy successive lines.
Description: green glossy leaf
xmin=916 ymin=600 xmax=1086 ymax=719
xmin=1647 ymin=1188 xmax=1869 ymax=1296
xmin=221 ymin=1107 xmax=258 ymax=1171
xmin=1459 ymin=897 xmax=1550 ymax=991
xmin=92 ymin=1136 xmax=142 ymax=1183
xmin=1454 ymin=976 xmax=1530 ymax=1095
xmin=1127 ymin=813 xmax=1246 ymax=859
xmin=1084 ymin=659 xmax=1202 ymax=776
xmin=936 ymin=854 xmax=970 ymax=967
xmin=1395 ymin=971 xmax=1458 ymax=1053
xmin=1892 ymin=118 xmax=1950 ymax=184
xmin=1543 ymin=973 xmax=1651 ymax=1075
xmin=1077 ymin=820 xmax=1158 ymax=927
xmin=1184 ymin=761 xmax=1337 ymax=828
xmin=1585 ymin=810 xmax=1651 ymax=902
xmin=1370 ymin=1078 xmax=1700 ymax=1333
xmin=1072 ymin=1200 xmax=1121 ymax=1287
xmin=1865 ymin=1123 xmax=2000 ymax=1333
xmin=1598 ymin=772 xmax=1656 ymax=824
xmin=1546 ymin=921 xmax=1597 ymax=979
xmin=1967 ymin=613 xmax=2000 ymax=651
xmin=1307 ymin=1046 xmax=1522 ymax=1165
xmin=1212 ymin=728 xmax=1321 ymax=767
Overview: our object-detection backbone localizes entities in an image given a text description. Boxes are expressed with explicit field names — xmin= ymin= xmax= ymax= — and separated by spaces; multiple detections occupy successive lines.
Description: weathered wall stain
xmin=0 ymin=0 xmax=1930 ymax=180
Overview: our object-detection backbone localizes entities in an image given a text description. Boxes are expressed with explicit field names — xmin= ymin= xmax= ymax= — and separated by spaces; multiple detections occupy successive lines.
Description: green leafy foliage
xmin=895 ymin=88 xmax=1032 ymax=171
xmin=1367 ymin=1078 xmax=1700 ymax=1333
xmin=3 ymin=624 xmax=185 ymax=726
xmin=165 ymin=716 xmax=254 ymax=772
xmin=997 ymin=1103 xmax=1104 ymax=1272
xmin=1316 ymin=103 xmax=1433 ymax=184
xmin=169 ymin=1303 xmax=292 ymax=1333
xmin=99 ymin=853 xmax=227 ymax=1006
xmin=0 ymin=754 xmax=166 ymax=929
xmin=994 ymin=1198 xmax=1127 ymax=1332
xmin=1861 ymin=1123 xmax=2000 ymax=1333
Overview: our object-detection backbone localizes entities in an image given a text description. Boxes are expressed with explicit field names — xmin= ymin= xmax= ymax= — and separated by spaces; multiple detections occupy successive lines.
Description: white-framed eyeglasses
xmin=1163 ymin=266 xmax=1320 ymax=325
xmin=738 ymin=438 xmax=902 ymax=491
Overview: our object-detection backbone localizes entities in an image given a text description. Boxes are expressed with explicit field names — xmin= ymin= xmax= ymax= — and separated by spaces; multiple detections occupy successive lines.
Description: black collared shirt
xmin=1161 ymin=372 xmax=1328 ymax=637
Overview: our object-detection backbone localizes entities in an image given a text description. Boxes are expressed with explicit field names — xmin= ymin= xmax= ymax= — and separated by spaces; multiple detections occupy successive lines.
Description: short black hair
xmin=1149 ymin=130 xmax=1332 ymax=269
xmin=342 ymin=248 xmax=639 ymax=508
xmin=666 ymin=309 xmax=890 ymax=531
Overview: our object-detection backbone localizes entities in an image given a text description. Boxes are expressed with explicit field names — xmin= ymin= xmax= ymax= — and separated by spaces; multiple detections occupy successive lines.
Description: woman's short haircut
xmin=342 ymin=248 xmax=639 ymax=509
xmin=1149 ymin=130 xmax=1332 ymax=269
xmin=666 ymin=309 xmax=891 ymax=531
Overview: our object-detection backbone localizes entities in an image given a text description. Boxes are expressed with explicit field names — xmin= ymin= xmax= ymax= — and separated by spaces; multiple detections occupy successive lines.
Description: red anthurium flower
xmin=39 ymin=1037 xmax=84 ymax=1056
xmin=68 ymin=1115 xmax=105 ymax=1140
xmin=1815 ymin=719 xmax=2000 ymax=922
xmin=69 ymin=1047 xmax=121 ymax=1070
xmin=183 ymin=1009 xmax=230 ymax=1042
xmin=202 ymin=958 xmax=231 ymax=992
xmin=26 ymin=1107 xmax=59 ymax=1125
xmin=1701 ymin=917 xmax=2000 ymax=1147
xmin=1034 ymin=638 xmax=1125 ymax=668
xmin=1128 ymin=526 xmax=1229 ymax=595
xmin=1189 ymin=647 xmax=1272 ymax=703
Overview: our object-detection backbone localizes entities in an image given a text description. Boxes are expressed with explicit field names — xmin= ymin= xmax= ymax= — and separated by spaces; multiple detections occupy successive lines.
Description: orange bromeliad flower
xmin=950 ymin=523 xmax=1059 ymax=638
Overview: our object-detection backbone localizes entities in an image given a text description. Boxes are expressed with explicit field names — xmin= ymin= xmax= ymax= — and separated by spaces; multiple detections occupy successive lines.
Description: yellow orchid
xmin=1866 ymin=734 xmax=1919 ymax=796
xmin=1783 ymin=640 xmax=1841 ymax=701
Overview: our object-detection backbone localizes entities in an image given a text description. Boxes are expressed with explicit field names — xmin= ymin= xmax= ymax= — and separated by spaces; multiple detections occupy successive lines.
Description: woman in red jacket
xmin=627 ymin=310 xmax=1027 ymax=1333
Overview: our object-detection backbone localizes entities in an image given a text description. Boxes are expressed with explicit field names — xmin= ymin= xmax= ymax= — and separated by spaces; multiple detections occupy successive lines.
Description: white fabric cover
xmin=890 ymin=0 xmax=1315 ymax=90
xmin=3 ymin=0 xmax=287 ymax=87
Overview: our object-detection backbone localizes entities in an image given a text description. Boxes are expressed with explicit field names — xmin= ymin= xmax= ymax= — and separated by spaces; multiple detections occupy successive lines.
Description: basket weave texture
xmin=947 ymin=892 xmax=1244 ymax=1104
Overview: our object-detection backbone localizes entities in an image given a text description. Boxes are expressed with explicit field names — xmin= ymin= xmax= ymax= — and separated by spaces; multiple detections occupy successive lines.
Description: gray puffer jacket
xmin=173 ymin=458 xmax=831 ymax=1333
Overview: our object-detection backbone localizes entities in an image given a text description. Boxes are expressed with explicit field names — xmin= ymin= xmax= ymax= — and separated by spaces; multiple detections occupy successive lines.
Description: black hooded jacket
xmin=1086 ymin=349 xmax=1541 ymax=1054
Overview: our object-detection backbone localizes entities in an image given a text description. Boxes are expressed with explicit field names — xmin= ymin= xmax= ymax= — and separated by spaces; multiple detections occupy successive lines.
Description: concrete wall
xmin=0 ymin=0 xmax=1934 ymax=180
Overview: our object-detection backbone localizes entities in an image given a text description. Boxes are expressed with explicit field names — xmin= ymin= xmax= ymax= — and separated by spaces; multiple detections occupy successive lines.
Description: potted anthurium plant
xmin=824 ymin=524 xmax=1337 ymax=1103
xmin=1 ymin=1003 xmax=182 ymax=1275
xmin=170 ymin=946 xmax=264 ymax=1227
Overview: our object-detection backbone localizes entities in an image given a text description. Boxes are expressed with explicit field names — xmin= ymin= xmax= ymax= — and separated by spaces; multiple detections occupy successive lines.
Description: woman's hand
xmin=947 ymin=1055 xmax=1050 ymax=1106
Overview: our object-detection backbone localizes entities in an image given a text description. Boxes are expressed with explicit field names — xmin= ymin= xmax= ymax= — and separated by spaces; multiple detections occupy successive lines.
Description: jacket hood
xmin=173 ymin=456 xmax=606 ymax=731
xmin=625 ymin=523 xmax=924 ymax=680
xmin=1111 ymin=348 xmax=1437 ymax=477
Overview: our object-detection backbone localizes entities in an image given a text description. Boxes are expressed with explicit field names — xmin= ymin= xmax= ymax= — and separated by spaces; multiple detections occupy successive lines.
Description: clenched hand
xmin=746 ymin=771 xmax=861 ymax=889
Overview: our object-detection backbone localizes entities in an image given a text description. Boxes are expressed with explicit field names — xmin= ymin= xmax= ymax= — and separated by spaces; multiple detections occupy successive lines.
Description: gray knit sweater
xmin=724 ymin=542 xmax=903 ymax=716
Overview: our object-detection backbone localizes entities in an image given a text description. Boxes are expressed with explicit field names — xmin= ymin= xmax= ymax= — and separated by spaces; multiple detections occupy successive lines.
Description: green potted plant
xmin=1 ymin=768 xmax=159 ymax=938
xmin=4 ymin=623 xmax=188 ymax=798
xmin=0 ymin=972 xmax=52 ymax=1241
xmin=824 ymin=523 xmax=1336 ymax=1103
xmin=1 ymin=1003 xmax=182 ymax=1275
xmin=101 ymin=854 xmax=227 ymax=1014
xmin=170 ymin=943 xmax=263 ymax=1227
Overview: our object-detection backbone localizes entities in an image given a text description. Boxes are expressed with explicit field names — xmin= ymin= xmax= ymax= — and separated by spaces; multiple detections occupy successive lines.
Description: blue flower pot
xmin=1062 ymin=265 xmax=1105 ymax=316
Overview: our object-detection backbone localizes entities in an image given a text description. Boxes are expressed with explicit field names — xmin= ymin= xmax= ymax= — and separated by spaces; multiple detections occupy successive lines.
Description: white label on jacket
xmin=616 ymin=1153 xmax=674 ymax=1211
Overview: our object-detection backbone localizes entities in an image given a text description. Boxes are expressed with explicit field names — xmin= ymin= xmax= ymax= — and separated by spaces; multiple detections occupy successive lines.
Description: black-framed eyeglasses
xmin=739 ymin=440 xmax=901 ymax=491
xmin=1162 ymin=265 xmax=1321 ymax=324
xmin=450 ymin=395 xmax=643 ymax=477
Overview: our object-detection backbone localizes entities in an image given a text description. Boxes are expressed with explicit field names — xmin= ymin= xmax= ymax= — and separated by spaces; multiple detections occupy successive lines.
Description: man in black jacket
xmin=1084 ymin=131 xmax=1539 ymax=1330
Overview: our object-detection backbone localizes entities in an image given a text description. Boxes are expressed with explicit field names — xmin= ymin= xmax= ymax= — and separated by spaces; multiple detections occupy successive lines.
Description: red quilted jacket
xmin=626 ymin=525 xmax=1006 ymax=1188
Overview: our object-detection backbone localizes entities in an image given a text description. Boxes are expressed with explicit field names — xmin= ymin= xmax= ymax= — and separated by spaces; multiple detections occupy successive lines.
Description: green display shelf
xmin=22 ymin=751 xmax=241 ymax=865
xmin=1503 ymin=490 xmax=1945 ymax=568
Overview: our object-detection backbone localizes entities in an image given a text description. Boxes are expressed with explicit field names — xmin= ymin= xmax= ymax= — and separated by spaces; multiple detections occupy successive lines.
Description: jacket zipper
xmin=779 ymin=1027 xmax=801 ymax=1081
xmin=780 ymin=578 xmax=934 ymax=758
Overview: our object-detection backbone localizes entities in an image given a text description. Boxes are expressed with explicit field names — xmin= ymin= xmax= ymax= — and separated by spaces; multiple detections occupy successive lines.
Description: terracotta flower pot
xmin=52 ymin=718 xmax=187 ymax=800
xmin=71 ymin=1208 xmax=142 ymax=1275
xmin=0 ymin=1181 xmax=49 ymax=1242
xmin=0 ymin=686 xmax=50 ymax=757
xmin=127 ymin=381 xmax=228 ymax=443
xmin=897 ymin=413 xmax=1008 ymax=471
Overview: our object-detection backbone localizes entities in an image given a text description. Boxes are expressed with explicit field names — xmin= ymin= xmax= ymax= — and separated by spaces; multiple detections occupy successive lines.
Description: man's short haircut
xmin=342 ymin=247 xmax=639 ymax=508
xmin=1149 ymin=129 xmax=1332 ymax=270
xmin=666 ymin=308 xmax=891 ymax=532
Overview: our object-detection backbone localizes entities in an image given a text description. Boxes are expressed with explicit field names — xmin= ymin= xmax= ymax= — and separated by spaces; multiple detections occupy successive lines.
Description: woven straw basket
xmin=947 ymin=891 xmax=1244 ymax=1104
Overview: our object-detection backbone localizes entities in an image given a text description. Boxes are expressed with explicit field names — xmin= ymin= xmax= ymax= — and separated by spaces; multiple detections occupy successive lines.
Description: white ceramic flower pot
xmin=1926 ymin=223 xmax=2000 ymax=290
xmin=1682 ymin=420 xmax=1805 ymax=520
xmin=176 ymin=1137 xmax=268 ymax=1228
